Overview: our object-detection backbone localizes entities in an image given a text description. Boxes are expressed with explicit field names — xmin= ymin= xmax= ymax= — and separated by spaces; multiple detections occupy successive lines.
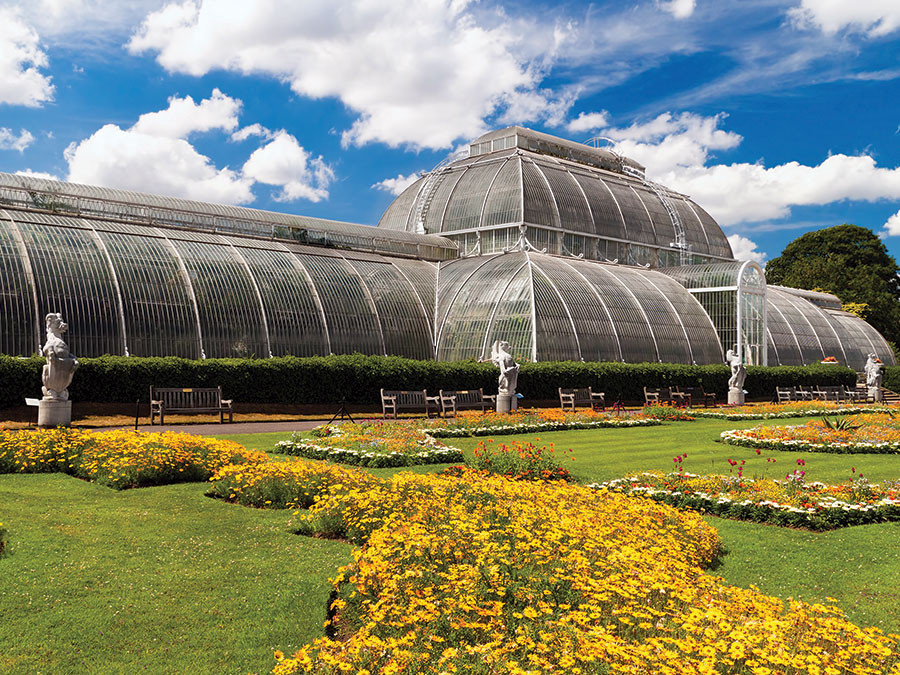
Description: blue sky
xmin=0 ymin=0 xmax=898 ymax=266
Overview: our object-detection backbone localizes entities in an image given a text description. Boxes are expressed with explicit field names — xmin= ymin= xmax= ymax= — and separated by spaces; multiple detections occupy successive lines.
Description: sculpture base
xmin=727 ymin=389 xmax=745 ymax=406
xmin=869 ymin=387 xmax=883 ymax=403
xmin=496 ymin=393 xmax=518 ymax=414
xmin=38 ymin=399 xmax=72 ymax=428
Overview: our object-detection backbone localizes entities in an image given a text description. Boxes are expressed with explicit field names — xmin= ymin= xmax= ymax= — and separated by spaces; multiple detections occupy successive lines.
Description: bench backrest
xmin=560 ymin=387 xmax=594 ymax=403
xmin=150 ymin=386 xmax=222 ymax=407
xmin=382 ymin=390 xmax=428 ymax=406
xmin=443 ymin=389 xmax=483 ymax=405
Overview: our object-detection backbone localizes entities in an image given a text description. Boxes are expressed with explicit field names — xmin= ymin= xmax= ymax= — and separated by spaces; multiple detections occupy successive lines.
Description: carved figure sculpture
xmin=491 ymin=340 xmax=520 ymax=396
xmin=865 ymin=353 xmax=883 ymax=389
xmin=726 ymin=348 xmax=746 ymax=392
xmin=41 ymin=313 xmax=79 ymax=400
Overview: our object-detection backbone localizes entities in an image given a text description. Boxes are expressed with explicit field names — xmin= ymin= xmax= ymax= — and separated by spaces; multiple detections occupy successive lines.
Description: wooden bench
xmin=676 ymin=386 xmax=716 ymax=408
xmin=558 ymin=387 xmax=605 ymax=412
xmin=643 ymin=386 xmax=688 ymax=407
xmin=438 ymin=389 xmax=497 ymax=417
xmin=380 ymin=389 xmax=440 ymax=419
xmin=149 ymin=386 xmax=233 ymax=424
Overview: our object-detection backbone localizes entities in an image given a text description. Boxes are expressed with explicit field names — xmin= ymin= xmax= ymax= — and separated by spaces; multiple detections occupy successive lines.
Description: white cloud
xmin=0 ymin=128 xmax=35 ymax=152
xmin=231 ymin=123 xmax=274 ymax=142
xmin=601 ymin=111 xmax=900 ymax=230
xmin=727 ymin=234 xmax=767 ymax=265
xmin=602 ymin=112 xmax=742 ymax=175
xmin=372 ymin=172 xmax=422 ymax=196
xmin=65 ymin=124 xmax=254 ymax=204
xmin=0 ymin=7 xmax=54 ymax=106
xmin=789 ymin=0 xmax=900 ymax=37
xmin=242 ymin=130 xmax=333 ymax=203
xmin=658 ymin=0 xmax=696 ymax=20
xmin=132 ymin=88 xmax=241 ymax=138
xmin=566 ymin=111 xmax=610 ymax=133
xmin=883 ymin=210 xmax=900 ymax=237
xmin=128 ymin=0 xmax=567 ymax=150
xmin=15 ymin=169 xmax=59 ymax=181
xmin=64 ymin=89 xmax=333 ymax=204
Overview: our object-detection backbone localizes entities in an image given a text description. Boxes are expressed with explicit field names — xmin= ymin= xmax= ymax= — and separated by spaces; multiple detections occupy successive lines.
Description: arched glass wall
xmin=434 ymin=253 xmax=724 ymax=364
xmin=766 ymin=286 xmax=895 ymax=368
xmin=659 ymin=261 xmax=767 ymax=365
xmin=0 ymin=208 xmax=437 ymax=360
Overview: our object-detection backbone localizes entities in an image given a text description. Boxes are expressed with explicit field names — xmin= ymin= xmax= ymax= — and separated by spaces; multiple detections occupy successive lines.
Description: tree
xmin=765 ymin=224 xmax=900 ymax=345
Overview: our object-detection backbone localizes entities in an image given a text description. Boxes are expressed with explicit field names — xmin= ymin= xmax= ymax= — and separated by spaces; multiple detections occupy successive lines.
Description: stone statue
xmin=726 ymin=348 xmax=746 ymax=405
xmin=490 ymin=340 xmax=520 ymax=413
xmin=42 ymin=313 xmax=79 ymax=400
xmin=865 ymin=353 xmax=883 ymax=402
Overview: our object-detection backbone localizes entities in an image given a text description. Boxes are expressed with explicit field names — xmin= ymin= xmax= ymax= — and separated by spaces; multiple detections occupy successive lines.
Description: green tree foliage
xmin=765 ymin=225 xmax=900 ymax=344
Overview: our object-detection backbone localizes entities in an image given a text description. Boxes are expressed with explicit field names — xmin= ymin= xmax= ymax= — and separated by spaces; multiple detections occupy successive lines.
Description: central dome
xmin=378 ymin=126 xmax=733 ymax=267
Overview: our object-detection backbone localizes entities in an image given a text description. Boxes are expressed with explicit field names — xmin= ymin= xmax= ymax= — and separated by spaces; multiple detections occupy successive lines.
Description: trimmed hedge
xmin=883 ymin=366 xmax=900 ymax=393
xmin=0 ymin=354 xmax=857 ymax=408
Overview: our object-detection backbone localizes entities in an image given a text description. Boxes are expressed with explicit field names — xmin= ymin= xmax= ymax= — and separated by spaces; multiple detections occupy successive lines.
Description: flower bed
xmin=0 ymin=428 xmax=268 ymax=489
xmin=459 ymin=439 xmax=575 ymax=481
xmin=723 ymin=413 xmax=900 ymax=454
xmin=595 ymin=471 xmax=900 ymax=530
xmin=688 ymin=400 xmax=892 ymax=420
xmin=424 ymin=408 xmax=661 ymax=438
xmin=208 ymin=459 xmax=379 ymax=509
xmin=266 ymin=466 xmax=899 ymax=674
xmin=275 ymin=422 xmax=463 ymax=467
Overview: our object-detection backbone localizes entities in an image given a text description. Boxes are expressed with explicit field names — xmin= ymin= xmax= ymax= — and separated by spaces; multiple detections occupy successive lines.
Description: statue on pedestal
xmin=865 ymin=353 xmax=883 ymax=402
xmin=42 ymin=313 xmax=79 ymax=400
xmin=490 ymin=340 xmax=520 ymax=413
xmin=726 ymin=348 xmax=746 ymax=405
xmin=38 ymin=313 xmax=78 ymax=428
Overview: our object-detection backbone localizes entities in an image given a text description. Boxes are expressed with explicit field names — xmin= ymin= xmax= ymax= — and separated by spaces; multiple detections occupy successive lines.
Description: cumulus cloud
xmin=131 ymin=88 xmax=241 ymax=138
xmin=231 ymin=123 xmax=274 ymax=142
xmin=0 ymin=128 xmax=35 ymax=152
xmin=657 ymin=0 xmax=696 ymax=20
xmin=242 ymin=131 xmax=333 ymax=203
xmin=65 ymin=124 xmax=254 ymax=204
xmin=601 ymin=112 xmax=743 ymax=175
xmin=789 ymin=0 xmax=900 ymax=37
xmin=566 ymin=111 xmax=610 ymax=133
xmin=372 ymin=172 xmax=422 ymax=196
xmin=600 ymin=111 xmax=900 ymax=231
xmin=0 ymin=8 xmax=54 ymax=106
xmin=15 ymin=168 xmax=59 ymax=180
xmin=883 ymin=210 xmax=900 ymax=237
xmin=64 ymin=90 xmax=333 ymax=205
xmin=127 ymin=0 xmax=568 ymax=150
xmin=727 ymin=234 xmax=767 ymax=265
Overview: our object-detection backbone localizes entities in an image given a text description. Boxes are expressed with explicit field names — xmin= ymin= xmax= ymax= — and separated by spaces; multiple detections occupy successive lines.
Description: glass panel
xmin=346 ymin=258 xmax=433 ymax=359
xmin=522 ymin=160 xmax=559 ymax=228
xmin=170 ymin=238 xmax=268 ymax=358
xmin=481 ymin=158 xmax=521 ymax=228
xmin=573 ymin=173 xmax=627 ymax=242
xmin=537 ymin=163 xmax=593 ymax=234
xmin=0 ymin=212 xmax=37 ymax=355
xmin=99 ymin=230 xmax=199 ymax=358
xmin=18 ymin=217 xmax=121 ymax=357
xmin=442 ymin=164 xmax=502 ymax=232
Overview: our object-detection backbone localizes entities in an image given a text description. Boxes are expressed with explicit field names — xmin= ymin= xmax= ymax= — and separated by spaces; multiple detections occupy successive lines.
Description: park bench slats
xmin=558 ymin=387 xmax=605 ymax=412
xmin=149 ymin=386 xmax=233 ymax=424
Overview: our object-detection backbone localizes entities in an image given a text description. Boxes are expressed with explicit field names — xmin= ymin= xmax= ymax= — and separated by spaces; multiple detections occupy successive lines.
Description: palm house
xmin=0 ymin=126 xmax=893 ymax=369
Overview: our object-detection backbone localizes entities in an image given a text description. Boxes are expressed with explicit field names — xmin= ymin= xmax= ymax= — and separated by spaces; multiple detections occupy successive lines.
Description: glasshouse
xmin=0 ymin=126 xmax=893 ymax=369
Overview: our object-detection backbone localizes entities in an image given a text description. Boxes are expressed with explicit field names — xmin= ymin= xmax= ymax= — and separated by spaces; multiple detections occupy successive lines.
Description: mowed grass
xmin=0 ymin=473 xmax=351 ymax=675
xmin=217 ymin=417 xmax=900 ymax=632
xmin=3 ymin=416 xmax=899 ymax=674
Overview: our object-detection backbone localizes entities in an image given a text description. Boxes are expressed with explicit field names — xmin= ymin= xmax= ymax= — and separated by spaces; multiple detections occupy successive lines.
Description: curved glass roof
xmin=378 ymin=129 xmax=733 ymax=260
xmin=0 ymin=171 xmax=457 ymax=261
xmin=435 ymin=253 xmax=724 ymax=364
xmin=0 ymin=208 xmax=437 ymax=359
xmin=766 ymin=286 xmax=895 ymax=368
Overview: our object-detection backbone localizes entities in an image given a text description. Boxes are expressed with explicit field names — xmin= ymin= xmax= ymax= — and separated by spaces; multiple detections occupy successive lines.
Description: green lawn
xmin=0 ymin=474 xmax=351 ymax=675
xmin=3 ymin=417 xmax=899 ymax=674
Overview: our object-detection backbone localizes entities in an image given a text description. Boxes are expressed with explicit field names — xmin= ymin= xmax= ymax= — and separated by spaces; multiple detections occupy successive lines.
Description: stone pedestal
xmin=727 ymin=389 xmax=745 ymax=406
xmin=38 ymin=398 xmax=72 ymax=427
xmin=869 ymin=387 xmax=883 ymax=403
xmin=496 ymin=393 xmax=518 ymax=414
